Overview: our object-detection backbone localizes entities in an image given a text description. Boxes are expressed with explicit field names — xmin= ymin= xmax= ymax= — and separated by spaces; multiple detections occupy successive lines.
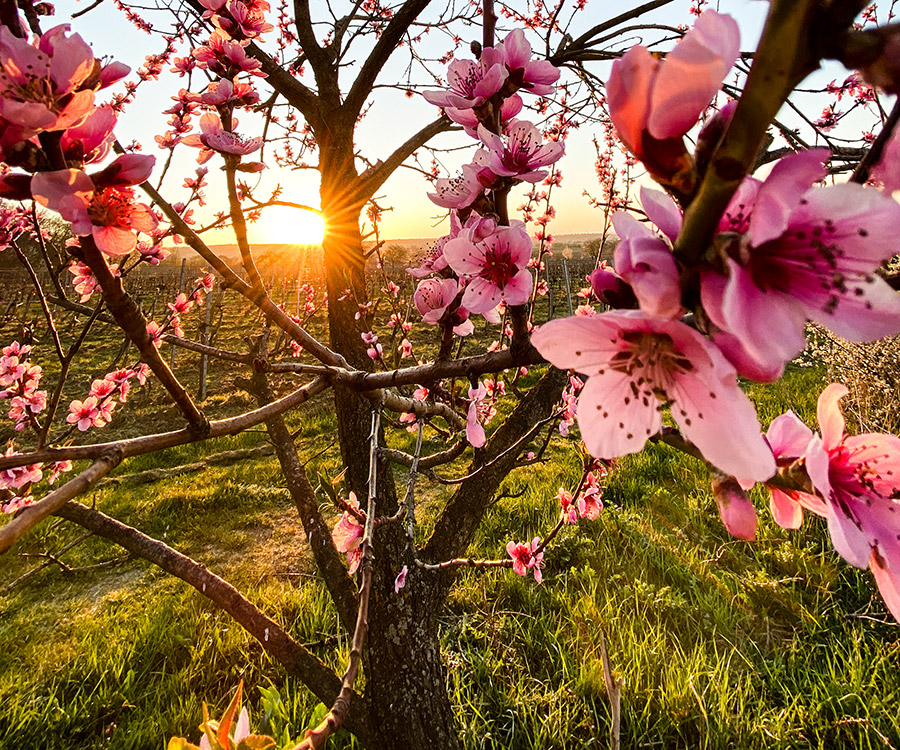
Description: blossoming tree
xmin=2 ymin=0 xmax=900 ymax=747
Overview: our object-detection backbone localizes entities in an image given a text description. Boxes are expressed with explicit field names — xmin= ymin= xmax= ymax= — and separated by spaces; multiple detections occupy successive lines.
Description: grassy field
xmin=1 ymin=267 xmax=899 ymax=749
xmin=1 ymin=361 xmax=898 ymax=749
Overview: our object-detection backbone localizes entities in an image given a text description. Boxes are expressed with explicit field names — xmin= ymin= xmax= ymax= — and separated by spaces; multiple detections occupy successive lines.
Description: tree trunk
xmin=363 ymin=559 xmax=462 ymax=750
xmin=318 ymin=133 xmax=462 ymax=749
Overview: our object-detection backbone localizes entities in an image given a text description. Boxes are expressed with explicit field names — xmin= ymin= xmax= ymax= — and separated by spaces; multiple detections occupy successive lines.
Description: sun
xmin=259 ymin=204 xmax=326 ymax=245
xmin=293 ymin=211 xmax=326 ymax=245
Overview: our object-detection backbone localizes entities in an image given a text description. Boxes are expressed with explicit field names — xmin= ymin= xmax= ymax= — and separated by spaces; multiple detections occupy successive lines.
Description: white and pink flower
xmin=531 ymin=310 xmax=776 ymax=481
xmin=506 ymin=537 xmax=544 ymax=583
xmin=478 ymin=119 xmax=564 ymax=183
xmin=422 ymin=47 xmax=507 ymax=110
xmin=444 ymin=225 xmax=533 ymax=313
xmin=700 ymin=149 xmax=900 ymax=380
xmin=763 ymin=385 xmax=900 ymax=620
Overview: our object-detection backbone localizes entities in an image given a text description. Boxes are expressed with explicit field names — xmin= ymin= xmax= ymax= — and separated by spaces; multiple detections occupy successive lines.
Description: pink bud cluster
xmin=169 ymin=0 xmax=270 ymax=172
xmin=147 ymin=274 xmax=215 ymax=347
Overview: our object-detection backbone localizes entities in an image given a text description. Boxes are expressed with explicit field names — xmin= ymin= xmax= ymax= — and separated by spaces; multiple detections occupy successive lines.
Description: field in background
xmin=1 ymin=249 xmax=899 ymax=750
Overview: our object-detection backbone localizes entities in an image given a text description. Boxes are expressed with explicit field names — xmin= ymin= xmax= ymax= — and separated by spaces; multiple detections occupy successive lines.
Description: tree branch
xmin=422 ymin=367 xmax=567 ymax=570
xmin=54 ymin=501 xmax=372 ymax=744
xmin=0 ymin=455 xmax=120 ymax=554
xmin=551 ymin=0 xmax=677 ymax=65
xmin=355 ymin=116 xmax=454 ymax=202
xmin=247 ymin=342 xmax=360 ymax=634
xmin=343 ymin=0 xmax=432 ymax=121
xmin=0 ymin=379 xmax=330 ymax=472
xmin=78 ymin=235 xmax=208 ymax=433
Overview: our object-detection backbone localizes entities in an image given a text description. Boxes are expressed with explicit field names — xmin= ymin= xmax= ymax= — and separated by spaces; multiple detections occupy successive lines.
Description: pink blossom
xmin=414 ymin=278 xmax=458 ymax=324
xmin=760 ymin=410 xmax=829 ymax=529
xmin=710 ymin=474 xmax=757 ymax=540
xmin=422 ymin=47 xmax=507 ymax=109
xmin=446 ymin=94 xmax=522 ymax=139
xmin=147 ymin=321 xmax=164 ymax=348
xmin=89 ymin=378 xmax=116 ymax=399
xmin=47 ymin=460 xmax=72 ymax=484
xmin=1 ymin=495 xmax=33 ymax=514
xmin=589 ymin=264 xmax=637 ymax=309
xmin=168 ymin=292 xmax=194 ymax=315
xmin=466 ymin=382 xmax=488 ymax=448
xmin=0 ymin=203 xmax=27 ymax=251
xmin=394 ymin=565 xmax=408 ymax=593
xmin=181 ymin=112 xmax=262 ymax=162
xmin=0 ymin=24 xmax=96 ymax=135
xmin=700 ymin=149 xmax=900 ymax=380
xmin=444 ymin=225 xmax=533 ymax=313
xmin=91 ymin=153 xmax=156 ymax=188
xmin=213 ymin=0 xmax=274 ymax=39
xmin=332 ymin=493 xmax=364 ymax=573
xmin=497 ymin=29 xmax=560 ymax=96
xmin=531 ymin=311 xmax=776 ymax=481
xmin=765 ymin=385 xmax=900 ymax=620
xmin=193 ymin=31 xmax=264 ymax=77
xmin=139 ymin=243 xmax=169 ymax=265
xmin=412 ymin=209 xmax=498 ymax=275
xmin=60 ymin=105 xmax=116 ymax=164
xmin=427 ymin=161 xmax=487 ymax=209
xmin=0 ymin=448 xmax=42 ymax=490
xmin=135 ymin=363 xmax=151 ymax=385
xmin=607 ymin=11 xmax=739 ymax=174
xmin=196 ymin=77 xmax=259 ymax=106
xmin=505 ymin=537 xmax=544 ymax=583
xmin=557 ymin=487 xmax=578 ymax=524
xmin=2 ymin=342 xmax=30 ymax=358
xmin=610 ymin=205 xmax=681 ymax=319
xmin=66 ymin=396 xmax=104 ymax=431
xmin=821 ymin=386 xmax=900 ymax=613
xmin=478 ymin=119 xmax=565 ymax=183
xmin=577 ymin=487 xmax=603 ymax=521
xmin=67 ymin=261 xmax=97 ymax=301
xmin=31 ymin=162 xmax=158 ymax=257
xmin=0 ymin=354 xmax=26 ymax=387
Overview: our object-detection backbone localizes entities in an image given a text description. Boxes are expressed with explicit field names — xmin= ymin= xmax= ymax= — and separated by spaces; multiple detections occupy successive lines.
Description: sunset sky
xmin=59 ymin=0 xmax=866 ymax=246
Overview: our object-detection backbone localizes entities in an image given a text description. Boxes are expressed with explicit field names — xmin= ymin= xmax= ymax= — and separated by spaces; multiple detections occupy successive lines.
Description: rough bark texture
xmin=317 ymin=131 xmax=463 ymax=749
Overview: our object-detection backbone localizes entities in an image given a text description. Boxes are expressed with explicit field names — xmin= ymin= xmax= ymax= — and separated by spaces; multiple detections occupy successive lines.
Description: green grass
xmin=2 ymin=362 xmax=898 ymax=749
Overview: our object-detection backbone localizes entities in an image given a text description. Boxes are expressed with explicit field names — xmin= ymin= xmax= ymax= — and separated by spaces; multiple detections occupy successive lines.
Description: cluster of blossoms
xmin=0 ymin=447 xmax=71 ymax=515
xmin=409 ymin=29 xmax=563 ymax=380
xmin=147 ymin=273 xmax=216 ymax=348
xmin=66 ymin=364 xmax=150 ymax=433
xmin=556 ymin=467 xmax=604 ymax=525
xmin=529 ymin=11 xmax=900 ymax=615
xmin=169 ymin=0 xmax=270 ymax=171
xmin=0 ymin=343 xmax=73 ymax=513
xmin=0 ymin=24 xmax=163 ymax=258
xmin=0 ymin=333 xmax=151 ymax=515
xmin=1 ymin=342 xmax=46 ymax=431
